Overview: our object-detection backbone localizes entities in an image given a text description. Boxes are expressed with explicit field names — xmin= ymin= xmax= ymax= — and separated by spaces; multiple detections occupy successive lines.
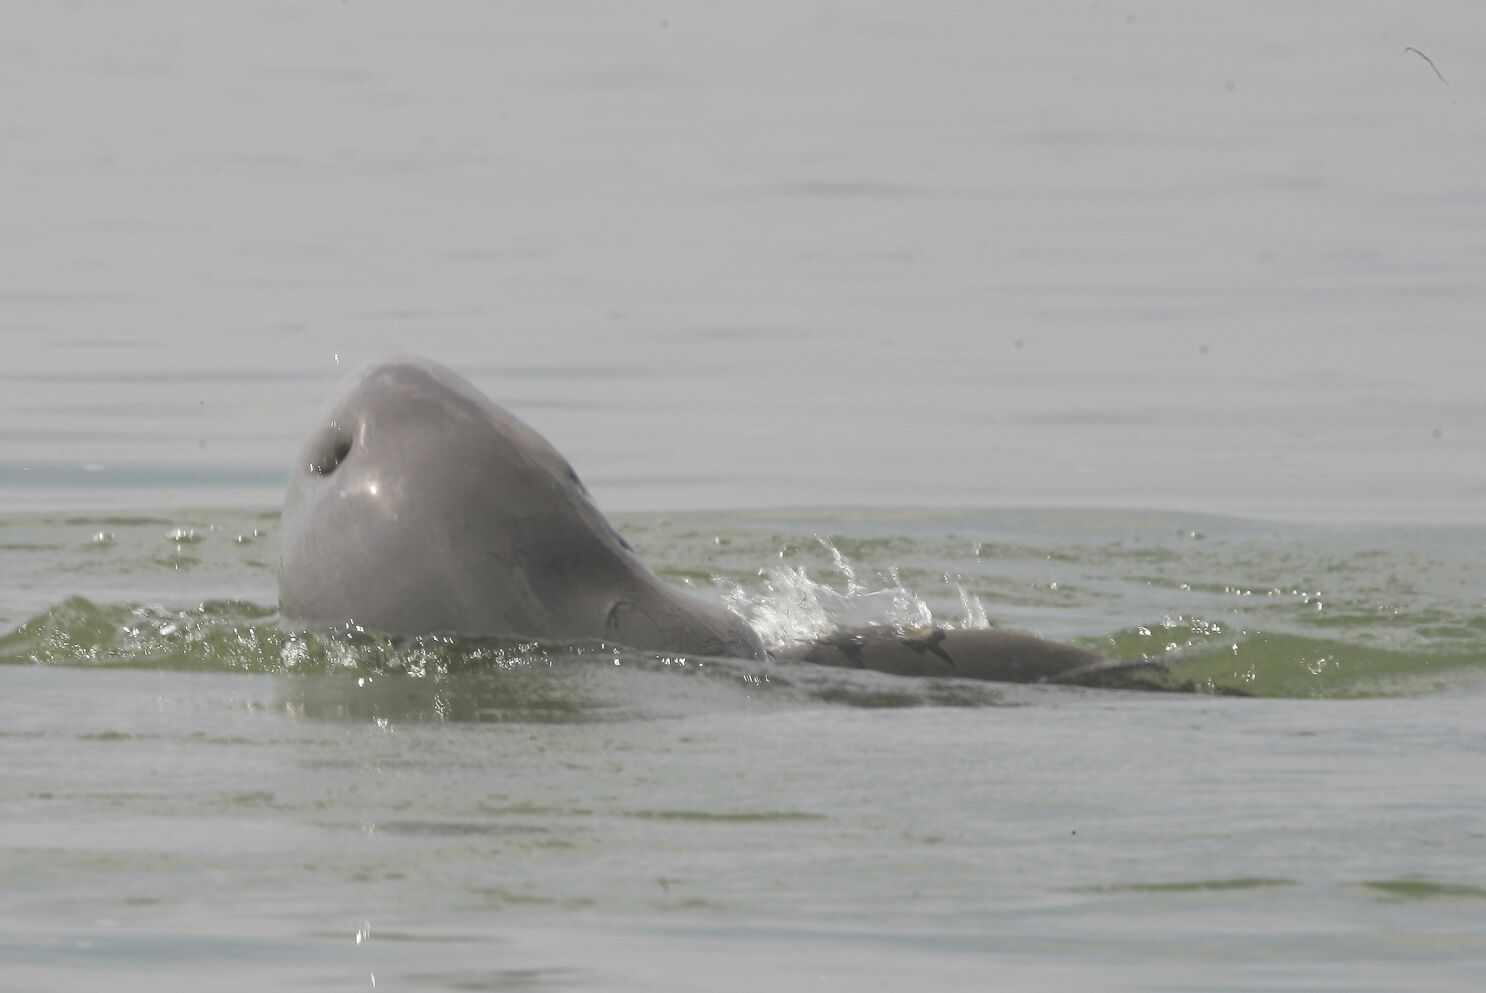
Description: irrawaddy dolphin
xmin=278 ymin=357 xmax=1180 ymax=690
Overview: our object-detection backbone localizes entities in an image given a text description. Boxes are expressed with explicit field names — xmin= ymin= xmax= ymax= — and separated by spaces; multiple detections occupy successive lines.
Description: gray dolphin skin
xmin=771 ymin=628 xmax=1176 ymax=689
xmin=278 ymin=357 xmax=765 ymax=659
xmin=278 ymin=357 xmax=1178 ymax=689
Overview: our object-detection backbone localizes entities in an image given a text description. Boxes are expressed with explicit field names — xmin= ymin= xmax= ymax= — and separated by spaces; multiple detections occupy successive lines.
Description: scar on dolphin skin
xmin=903 ymin=629 xmax=956 ymax=669
xmin=822 ymin=633 xmax=867 ymax=668
xmin=1404 ymin=46 xmax=1448 ymax=85
xmin=811 ymin=629 xmax=958 ymax=672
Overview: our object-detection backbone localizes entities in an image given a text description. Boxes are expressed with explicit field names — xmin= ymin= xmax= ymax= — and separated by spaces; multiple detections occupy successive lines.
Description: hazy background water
xmin=2 ymin=0 xmax=1484 ymax=519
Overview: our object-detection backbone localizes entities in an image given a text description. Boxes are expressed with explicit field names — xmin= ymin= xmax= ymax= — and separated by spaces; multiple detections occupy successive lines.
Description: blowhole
xmin=308 ymin=424 xmax=354 ymax=476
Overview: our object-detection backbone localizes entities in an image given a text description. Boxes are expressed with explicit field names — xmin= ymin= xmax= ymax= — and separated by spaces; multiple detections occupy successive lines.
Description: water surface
xmin=2 ymin=1 xmax=1484 ymax=519
xmin=4 ymin=508 xmax=1486 ymax=991
xmin=3 ymin=2 xmax=1485 ymax=990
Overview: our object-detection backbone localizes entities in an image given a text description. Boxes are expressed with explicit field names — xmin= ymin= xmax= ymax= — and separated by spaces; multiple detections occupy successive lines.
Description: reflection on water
xmin=279 ymin=659 xmax=756 ymax=725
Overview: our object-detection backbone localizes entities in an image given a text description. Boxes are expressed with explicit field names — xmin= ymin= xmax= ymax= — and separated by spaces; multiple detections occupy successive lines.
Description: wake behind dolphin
xmin=278 ymin=357 xmax=1180 ymax=690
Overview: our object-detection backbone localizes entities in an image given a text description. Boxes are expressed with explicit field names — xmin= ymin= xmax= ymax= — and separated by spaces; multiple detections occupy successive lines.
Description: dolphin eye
xmin=308 ymin=424 xmax=354 ymax=476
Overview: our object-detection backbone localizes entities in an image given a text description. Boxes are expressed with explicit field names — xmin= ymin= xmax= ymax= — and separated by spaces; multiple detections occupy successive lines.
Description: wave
xmin=4 ymin=595 xmax=1482 ymax=702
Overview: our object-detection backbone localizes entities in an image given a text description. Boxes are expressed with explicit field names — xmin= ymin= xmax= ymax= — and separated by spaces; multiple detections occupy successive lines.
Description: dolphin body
xmin=278 ymin=358 xmax=1176 ymax=690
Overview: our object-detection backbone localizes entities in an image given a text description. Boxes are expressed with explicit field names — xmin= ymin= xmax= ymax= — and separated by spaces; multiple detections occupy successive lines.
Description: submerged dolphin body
xmin=278 ymin=358 xmax=1176 ymax=689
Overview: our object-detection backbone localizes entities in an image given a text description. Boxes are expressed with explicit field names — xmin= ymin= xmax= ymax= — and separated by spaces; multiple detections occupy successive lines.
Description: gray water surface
xmin=4 ymin=507 xmax=1486 ymax=992
xmin=6 ymin=660 xmax=1485 ymax=993
xmin=2 ymin=1 xmax=1485 ymax=519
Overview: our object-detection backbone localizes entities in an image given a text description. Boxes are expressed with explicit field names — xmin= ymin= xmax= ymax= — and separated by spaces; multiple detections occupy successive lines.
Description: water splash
xmin=0 ymin=596 xmax=568 ymax=677
xmin=957 ymin=581 xmax=989 ymax=628
xmin=719 ymin=537 xmax=942 ymax=646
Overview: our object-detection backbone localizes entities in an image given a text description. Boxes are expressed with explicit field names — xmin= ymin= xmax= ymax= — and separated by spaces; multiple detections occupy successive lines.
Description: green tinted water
xmin=5 ymin=508 xmax=1483 ymax=700
xmin=4 ymin=509 xmax=1485 ymax=992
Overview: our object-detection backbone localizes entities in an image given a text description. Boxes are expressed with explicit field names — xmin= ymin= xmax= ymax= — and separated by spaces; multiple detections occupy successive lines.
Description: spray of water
xmin=717 ymin=537 xmax=988 ymax=648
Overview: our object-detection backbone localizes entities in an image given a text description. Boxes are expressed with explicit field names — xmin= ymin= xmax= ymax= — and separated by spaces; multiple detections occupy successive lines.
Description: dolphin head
xmin=277 ymin=357 xmax=763 ymax=659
